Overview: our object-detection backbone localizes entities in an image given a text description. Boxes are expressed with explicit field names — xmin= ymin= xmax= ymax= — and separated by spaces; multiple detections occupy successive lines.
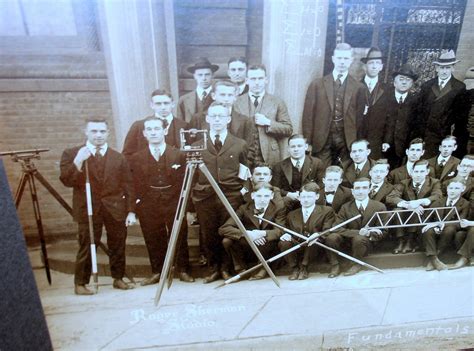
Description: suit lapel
xmin=362 ymin=200 xmax=377 ymax=226
xmin=417 ymin=178 xmax=431 ymax=198
xmin=372 ymin=82 xmax=384 ymax=105
xmin=440 ymin=157 xmax=456 ymax=180
xmin=282 ymin=159 xmax=293 ymax=186
xmin=218 ymin=133 xmax=234 ymax=155
xmin=436 ymin=79 xmax=453 ymax=101
xmin=344 ymin=77 xmax=355 ymax=114
xmin=261 ymin=202 xmax=277 ymax=229
xmin=102 ymin=148 xmax=114 ymax=184
xmin=246 ymin=205 xmax=261 ymax=229
xmin=324 ymin=75 xmax=335 ymax=111
xmin=301 ymin=157 xmax=312 ymax=182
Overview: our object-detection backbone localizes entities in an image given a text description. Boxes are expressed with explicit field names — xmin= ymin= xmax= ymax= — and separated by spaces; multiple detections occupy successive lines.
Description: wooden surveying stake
xmin=154 ymin=130 xmax=280 ymax=306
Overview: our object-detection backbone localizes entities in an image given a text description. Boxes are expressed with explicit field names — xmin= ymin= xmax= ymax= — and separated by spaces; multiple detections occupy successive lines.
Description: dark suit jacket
xmin=286 ymin=205 xmax=335 ymax=237
xmin=271 ymin=156 xmax=325 ymax=195
xmin=388 ymin=163 xmax=436 ymax=185
xmin=419 ymin=77 xmax=468 ymax=154
xmin=177 ymin=90 xmax=213 ymax=123
xmin=122 ymin=116 xmax=188 ymax=158
xmin=428 ymin=155 xmax=460 ymax=182
xmin=192 ymin=133 xmax=248 ymax=202
xmin=342 ymin=159 xmax=375 ymax=187
xmin=361 ymin=78 xmax=387 ymax=109
xmin=239 ymin=84 xmax=249 ymax=96
xmin=242 ymin=184 xmax=284 ymax=210
xmin=429 ymin=196 xmax=470 ymax=231
xmin=386 ymin=176 xmax=442 ymax=208
xmin=442 ymin=175 xmax=473 ymax=201
xmin=218 ymin=200 xmax=285 ymax=241
xmin=235 ymin=93 xmax=293 ymax=165
xmin=371 ymin=181 xmax=394 ymax=207
xmin=128 ymin=145 xmax=185 ymax=212
xmin=332 ymin=199 xmax=387 ymax=239
xmin=316 ymin=186 xmax=352 ymax=214
xmin=302 ymin=74 xmax=366 ymax=153
xmin=59 ymin=146 xmax=136 ymax=223
xmin=189 ymin=108 xmax=248 ymax=136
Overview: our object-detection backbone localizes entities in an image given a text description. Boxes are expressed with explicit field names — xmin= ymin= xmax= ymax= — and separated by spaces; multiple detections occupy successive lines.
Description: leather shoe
xmin=431 ymin=256 xmax=447 ymax=271
xmin=426 ymin=260 xmax=435 ymax=271
xmin=249 ymin=268 xmax=268 ymax=281
xmin=198 ymin=254 xmax=207 ymax=266
xmin=203 ymin=271 xmax=220 ymax=284
xmin=344 ymin=265 xmax=362 ymax=276
xmin=141 ymin=273 xmax=161 ymax=286
xmin=298 ymin=266 xmax=309 ymax=280
xmin=113 ymin=279 xmax=134 ymax=290
xmin=288 ymin=267 xmax=299 ymax=281
xmin=393 ymin=239 xmax=404 ymax=254
xmin=221 ymin=270 xmax=232 ymax=280
xmin=449 ymin=257 xmax=469 ymax=270
xmin=74 ymin=284 xmax=94 ymax=295
xmin=179 ymin=272 xmax=195 ymax=283
xmin=402 ymin=239 xmax=415 ymax=254
xmin=328 ymin=264 xmax=340 ymax=278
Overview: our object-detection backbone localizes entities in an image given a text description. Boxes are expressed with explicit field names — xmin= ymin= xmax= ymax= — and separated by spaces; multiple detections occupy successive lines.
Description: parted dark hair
xmin=408 ymin=138 xmax=425 ymax=148
xmin=325 ymin=165 xmax=343 ymax=176
xmin=252 ymin=182 xmax=274 ymax=192
xmin=253 ymin=162 xmax=273 ymax=174
xmin=143 ymin=116 xmax=168 ymax=130
xmin=207 ymin=101 xmax=230 ymax=111
xmin=446 ymin=176 xmax=467 ymax=187
xmin=442 ymin=135 xmax=457 ymax=144
xmin=151 ymin=89 xmax=173 ymax=99
xmin=372 ymin=159 xmax=390 ymax=170
xmin=413 ymin=159 xmax=430 ymax=168
xmin=85 ymin=117 xmax=108 ymax=127
xmin=248 ymin=64 xmax=267 ymax=75
xmin=288 ymin=134 xmax=307 ymax=144
xmin=228 ymin=57 xmax=248 ymax=66
xmin=462 ymin=154 xmax=474 ymax=161
xmin=350 ymin=139 xmax=370 ymax=149
xmin=212 ymin=80 xmax=238 ymax=93
xmin=353 ymin=177 xmax=371 ymax=185
xmin=300 ymin=182 xmax=320 ymax=193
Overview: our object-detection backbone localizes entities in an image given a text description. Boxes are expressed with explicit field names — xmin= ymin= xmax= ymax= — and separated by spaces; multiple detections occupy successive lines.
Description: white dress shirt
xmin=302 ymin=204 xmax=315 ymax=223
xmin=87 ymin=141 xmax=108 ymax=156
xmin=333 ymin=70 xmax=349 ymax=84
xmin=210 ymin=130 xmax=228 ymax=145
xmin=196 ymin=86 xmax=212 ymax=101
xmin=395 ymin=91 xmax=408 ymax=104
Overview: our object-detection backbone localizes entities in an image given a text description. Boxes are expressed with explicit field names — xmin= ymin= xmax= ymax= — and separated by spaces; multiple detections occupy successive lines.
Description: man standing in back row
xmin=302 ymin=43 xmax=366 ymax=167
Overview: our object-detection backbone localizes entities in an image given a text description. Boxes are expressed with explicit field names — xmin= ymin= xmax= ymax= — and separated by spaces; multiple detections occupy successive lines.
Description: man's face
xmin=85 ymin=122 xmax=109 ymax=146
xmin=211 ymin=85 xmax=237 ymax=108
xmin=411 ymin=164 xmax=429 ymax=183
xmin=143 ymin=119 xmax=167 ymax=145
xmin=369 ymin=164 xmax=389 ymax=184
xmin=150 ymin=94 xmax=173 ymax=118
xmin=288 ymin=138 xmax=308 ymax=160
xmin=323 ymin=171 xmax=343 ymax=192
xmin=435 ymin=65 xmax=454 ymax=80
xmin=227 ymin=61 xmax=247 ymax=85
xmin=332 ymin=49 xmax=353 ymax=74
xmin=193 ymin=68 xmax=213 ymax=89
xmin=206 ymin=105 xmax=231 ymax=133
xmin=406 ymin=143 xmax=425 ymax=162
xmin=352 ymin=180 xmax=370 ymax=201
xmin=439 ymin=139 xmax=457 ymax=157
xmin=457 ymin=158 xmax=474 ymax=177
xmin=246 ymin=69 xmax=267 ymax=94
xmin=446 ymin=181 xmax=465 ymax=200
xmin=350 ymin=141 xmax=371 ymax=164
xmin=251 ymin=188 xmax=274 ymax=209
xmin=299 ymin=190 xmax=318 ymax=208
xmin=393 ymin=75 xmax=413 ymax=93
xmin=365 ymin=59 xmax=383 ymax=78
xmin=252 ymin=166 xmax=272 ymax=184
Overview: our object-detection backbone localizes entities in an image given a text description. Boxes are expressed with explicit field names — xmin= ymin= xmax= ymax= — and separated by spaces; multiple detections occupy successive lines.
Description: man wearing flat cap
xmin=360 ymin=47 xmax=388 ymax=159
xmin=418 ymin=50 xmax=469 ymax=158
xmin=382 ymin=64 xmax=421 ymax=169
xmin=177 ymin=57 xmax=218 ymax=123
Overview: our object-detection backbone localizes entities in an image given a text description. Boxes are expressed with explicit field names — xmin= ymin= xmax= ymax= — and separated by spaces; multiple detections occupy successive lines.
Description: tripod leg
xmin=33 ymin=170 xmax=73 ymax=215
xmin=154 ymin=162 xmax=196 ymax=306
xmin=15 ymin=173 xmax=28 ymax=208
xmin=198 ymin=163 xmax=280 ymax=287
xmin=27 ymin=175 xmax=52 ymax=285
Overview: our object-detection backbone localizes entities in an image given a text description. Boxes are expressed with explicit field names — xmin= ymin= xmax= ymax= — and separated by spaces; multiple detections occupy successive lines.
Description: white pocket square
xmin=171 ymin=164 xmax=181 ymax=169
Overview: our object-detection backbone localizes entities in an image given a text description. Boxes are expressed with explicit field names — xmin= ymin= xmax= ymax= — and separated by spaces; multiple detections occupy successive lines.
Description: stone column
xmin=97 ymin=0 xmax=179 ymax=148
xmin=455 ymin=0 xmax=474 ymax=81
xmin=261 ymin=0 xmax=330 ymax=134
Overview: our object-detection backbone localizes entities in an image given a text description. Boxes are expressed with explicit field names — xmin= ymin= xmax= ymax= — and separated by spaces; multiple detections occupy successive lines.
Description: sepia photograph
xmin=0 ymin=0 xmax=473 ymax=349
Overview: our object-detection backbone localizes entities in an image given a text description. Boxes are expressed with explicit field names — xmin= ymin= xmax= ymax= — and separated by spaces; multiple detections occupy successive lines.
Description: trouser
xmin=222 ymin=237 xmax=278 ymax=271
xmin=75 ymin=206 xmax=127 ymax=285
xmin=455 ymin=227 xmax=473 ymax=259
xmin=278 ymin=239 xmax=319 ymax=268
xmin=324 ymin=232 xmax=371 ymax=264
xmin=316 ymin=130 xmax=349 ymax=168
xmin=195 ymin=194 xmax=243 ymax=271
xmin=422 ymin=225 xmax=457 ymax=256
xmin=137 ymin=201 xmax=190 ymax=274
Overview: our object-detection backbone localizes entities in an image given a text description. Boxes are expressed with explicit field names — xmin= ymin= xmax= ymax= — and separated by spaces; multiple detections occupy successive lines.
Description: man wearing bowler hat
xmin=418 ymin=50 xmax=469 ymax=158
xmin=381 ymin=64 xmax=421 ymax=169
xmin=177 ymin=57 xmax=218 ymax=123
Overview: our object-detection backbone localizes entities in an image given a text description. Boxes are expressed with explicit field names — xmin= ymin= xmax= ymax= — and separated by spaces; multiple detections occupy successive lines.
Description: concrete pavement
xmin=30 ymin=248 xmax=474 ymax=350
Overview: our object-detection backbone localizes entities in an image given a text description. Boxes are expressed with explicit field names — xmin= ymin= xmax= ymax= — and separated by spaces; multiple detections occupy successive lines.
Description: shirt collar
xmin=211 ymin=129 xmax=228 ymax=144
xmin=364 ymin=75 xmax=378 ymax=86
xmin=447 ymin=197 xmax=460 ymax=206
xmin=412 ymin=178 xmax=426 ymax=188
xmin=355 ymin=198 xmax=369 ymax=210
xmin=239 ymin=83 xmax=247 ymax=94
xmin=249 ymin=91 xmax=265 ymax=100
xmin=439 ymin=76 xmax=452 ymax=85
xmin=148 ymin=143 xmax=166 ymax=156
xmin=291 ymin=156 xmax=305 ymax=168
xmin=437 ymin=155 xmax=450 ymax=163
xmin=86 ymin=141 xmax=108 ymax=156
xmin=255 ymin=204 xmax=269 ymax=216
xmin=355 ymin=159 xmax=367 ymax=171
xmin=395 ymin=91 xmax=408 ymax=102
xmin=332 ymin=70 xmax=349 ymax=83
xmin=196 ymin=86 xmax=212 ymax=100
xmin=302 ymin=204 xmax=315 ymax=216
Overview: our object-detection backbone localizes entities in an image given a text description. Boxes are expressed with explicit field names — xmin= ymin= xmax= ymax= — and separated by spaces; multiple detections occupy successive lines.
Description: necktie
xmin=367 ymin=81 xmax=373 ymax=93
xmin=358 ymin=203 xmax=365 ymax=214
xmin=295 ymin=160 xmax=301 ymax=171
xmin=202 ymin=91 xmax=207 ymax=101
xmin=355 ymin=165 xmax=361 ymax=176
xmin=414 ymin=182 xmax=421 ymax=194
xmin=95 ymin=146 xmax=103 ymax=160
xmin=325 ymin=191 xmax=336 ymax=196
xmin=214 ymin=134 xmax=222 ymax=152
xmin=369 ymin=185 xmax=378 ymax=198
xmin=439 ymin=80 xmax=445 ymax=90
xmin=448 ymin=200 xmax=454 ymax=207
xmin=254 ymin=208 xmax=264 ymax=216
xmin=336 ymin=74 xmax=343 ymax=88
xmin=303 ymin=209 xmax=310 ymax=223
xmin=439 ymin=158 xmax=446 ymax=167
xmin=152 ymin=147 xmax=160 ymax=162
xmin=253 ymin=95 xmax=259 ymax=108
xmin=398 ymin=96 xmax=403 ymax=104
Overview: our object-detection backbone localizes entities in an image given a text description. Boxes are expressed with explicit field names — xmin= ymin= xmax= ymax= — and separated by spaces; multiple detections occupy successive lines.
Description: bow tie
xmin=325 ymin=191 xmax=336 ymax=196
xmin=254 ymin=208 xmax=265 ymax=216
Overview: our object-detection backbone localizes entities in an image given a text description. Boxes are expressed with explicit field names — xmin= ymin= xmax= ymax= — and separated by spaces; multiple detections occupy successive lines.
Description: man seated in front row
xmin=324 ymin=177 xmax=387 ymax=277
xmin=342 ymin=139 xmax=375 ymax=188
xmin=368 ymin=159 xmax=394 ymax=207
xmin=421 ymin=177 xmax=469 ymax=271
xmin=387 ymin=159 xmax=442 ymax=254
xmin=241 ymin=163 xmax=284 ymax=209
xmin=316 ymin=165 xmax=352 ymax=213
xmin=279 ymin=182 xmax=335 ymax=280
xmin=219 ymin=183 xmax=286 ymax=280
xmin=272 ymin=134 xmax=325 ymax=211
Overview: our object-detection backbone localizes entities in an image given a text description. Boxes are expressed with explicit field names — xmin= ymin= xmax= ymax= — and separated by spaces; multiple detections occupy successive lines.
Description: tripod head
xmin=0 ymin=148 xmax=49 ymax=170
xmin=179 ymin=129 xmax=207 ymax=162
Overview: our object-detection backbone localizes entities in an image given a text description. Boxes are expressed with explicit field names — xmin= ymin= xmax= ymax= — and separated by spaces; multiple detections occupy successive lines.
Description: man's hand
xmin=254 ymin=113 xmax=271 ymax=127
xmin=254 ymin=237 xmax=267 ymax=246
xmin=187 ymin=212 xmax=197 ymax=225
xmin=359 ymin=228 xmax=370 ymax=237
xmin=422 ymin=222 xmax=443 ymax=234
xmin=412 ymin=205 xmax=425 ymax=216
xmin=73 ymin=146 xmax=92 ymax=171
xmin=125 ymin=212 xmax=137 ymax=226
xmin=460 ymin=219 xmax=474 ymax=228
xmin=308 ymin=232 xmax=321 ymax=246
xmin=248 ymin=230 xmax=266 ymax=241
xmin=280 ymin=233 xmax=292 ymax=241
xmin=382 ymin=143 xmax=390 ymax=152
xmin=368 ymin=228 xmax=383 ymax=241
xmin=286 ymin=191 xmax=299 ymax=200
